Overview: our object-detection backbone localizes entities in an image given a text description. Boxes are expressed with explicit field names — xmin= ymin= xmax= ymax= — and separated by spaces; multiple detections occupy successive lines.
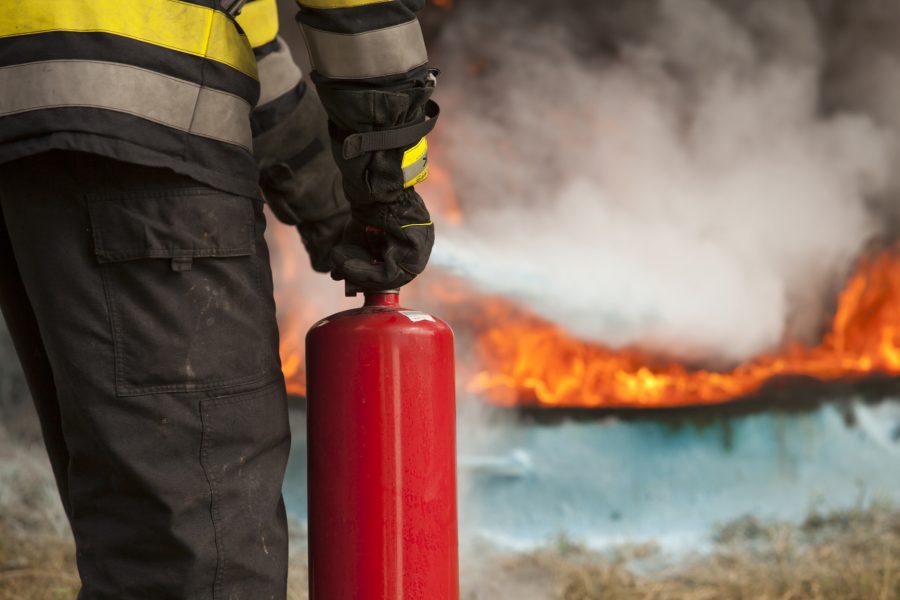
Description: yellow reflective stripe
xmin=400 ymin=221 xmax=433 ymax=229
xmin=236 ymin=0 xmax=279 ymax=48
xmin=401 ymin=137 xmax=428 ymax=188
xmin=0 ymin=60 xmax=253 ymax=151
xmin=0 ymin=0 xmax=257 ymax=79
xmin=298 ymin=0 xmax=393 ymax=9
xmin=300 ymin=19 xmax=427 ymax=80
xmin=402 ymin=137 xmax=427 ymax=168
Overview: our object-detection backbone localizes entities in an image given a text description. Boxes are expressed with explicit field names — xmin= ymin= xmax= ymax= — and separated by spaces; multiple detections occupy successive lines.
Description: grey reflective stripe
xmin=0 ymin=60 xmax=253 ymax=151
xmin=221 ymin=0 xmax=249 ymax=17
xmin=402 ymin=153 xmax=427 ymax=186
xmin=301 ymin=19 xmax=427 ymax=80
xmin=257 ymin=37 xmax=303 ymax=107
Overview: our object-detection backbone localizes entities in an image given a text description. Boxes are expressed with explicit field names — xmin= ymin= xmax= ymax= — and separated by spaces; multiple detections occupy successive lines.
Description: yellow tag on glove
xmin=401 ymin=137 xmax=429 ymax=189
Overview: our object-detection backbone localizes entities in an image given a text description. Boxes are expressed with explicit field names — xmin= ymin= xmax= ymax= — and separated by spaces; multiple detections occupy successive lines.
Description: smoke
xmin=427 ymin=0 xmax=898 ymax=366
xmin=0 ymin=325 xmax=67 ymax=537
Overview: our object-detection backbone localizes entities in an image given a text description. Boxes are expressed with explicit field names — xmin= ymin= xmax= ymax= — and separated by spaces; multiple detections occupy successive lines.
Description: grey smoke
xmin=426 ymin=0 xmax=898 ymax=366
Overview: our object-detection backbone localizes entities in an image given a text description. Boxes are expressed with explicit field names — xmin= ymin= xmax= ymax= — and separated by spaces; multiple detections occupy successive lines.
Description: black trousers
xmin=0 ymin=151 xmax=291 ymax=599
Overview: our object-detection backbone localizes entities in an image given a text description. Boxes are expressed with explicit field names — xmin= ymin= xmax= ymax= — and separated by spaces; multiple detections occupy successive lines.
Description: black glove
xmin=317 ymin=80 xmax=437 ymax=206
xmin=315 ymin=71 xmax=439 ymax=290
xmin=331 ymin=192 xmax=434 ymax=291
xmin=255 ymin=85 xmax=351 ymax=273
xmin=260 ymin=161 xmax=349 ymax=273
xmin=294 ymin=209 xmax=349 ymax=273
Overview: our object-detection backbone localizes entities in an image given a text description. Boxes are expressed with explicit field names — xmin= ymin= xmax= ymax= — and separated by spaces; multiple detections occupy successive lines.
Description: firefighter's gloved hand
xmin=294 ymin=198 xmax=350 ymax=273
xmin=261 ymin=164 xmax=349 ymax=273
xmin=314 ymin=72 xmax=439 ymax=289
xmin=255 ymin=86 xmax=351 ymax=272
xmin=330 ymin=192 xmax=434 ymax=291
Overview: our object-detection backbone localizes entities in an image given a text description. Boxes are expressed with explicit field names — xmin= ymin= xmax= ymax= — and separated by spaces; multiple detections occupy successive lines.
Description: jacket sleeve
xmin=294 ymin=0 xmax=429 ymax=88
xmin=232 ymin=1 xmax=349 ymax=277
xmin=235 ymin=0 xmax=304 ymax=142
xmin=293 ymin=0 xmax=436 ymax=209
xmin=235 ymin=0 xmax=346 ymax=234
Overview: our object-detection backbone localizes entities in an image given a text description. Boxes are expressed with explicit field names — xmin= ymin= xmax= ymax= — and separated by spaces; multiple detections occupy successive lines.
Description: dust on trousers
xmin=0 ymin=151 xmax=291 ymax=599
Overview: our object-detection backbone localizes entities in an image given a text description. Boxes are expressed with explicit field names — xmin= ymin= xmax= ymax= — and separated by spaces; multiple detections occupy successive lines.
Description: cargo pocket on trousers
xmin=88 ymin=189 xmax=280 ymax=396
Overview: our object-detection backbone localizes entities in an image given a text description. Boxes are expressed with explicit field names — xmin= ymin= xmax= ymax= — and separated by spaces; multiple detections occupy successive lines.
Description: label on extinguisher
xmin=399 ymin=310 xmax=436 ymax=323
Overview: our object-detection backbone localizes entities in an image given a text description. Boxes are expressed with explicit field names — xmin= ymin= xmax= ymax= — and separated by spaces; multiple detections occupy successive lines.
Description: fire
xmin=269 ymin=155 xmax=900 ymax=409
xmin=469 ymin=245 xmax=900 ymax=408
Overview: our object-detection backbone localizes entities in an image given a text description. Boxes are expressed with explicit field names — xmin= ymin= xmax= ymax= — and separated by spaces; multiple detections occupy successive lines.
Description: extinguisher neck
xmin=363 ymin=291 xmax=400 ymax=308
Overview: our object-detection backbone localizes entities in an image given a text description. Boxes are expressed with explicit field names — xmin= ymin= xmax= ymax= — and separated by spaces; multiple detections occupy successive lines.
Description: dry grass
xmin=464 ymin=503 xmax=900 ymax=600
xmin=0 ymin=457 xmax=74 ymax=599
xmin=0 ymin=423 xmax=77 ymax=600
xmin=0 ymin=525 xmax=79 ymax=600
xmin=2 ymin=503 xmax=897 ymax=600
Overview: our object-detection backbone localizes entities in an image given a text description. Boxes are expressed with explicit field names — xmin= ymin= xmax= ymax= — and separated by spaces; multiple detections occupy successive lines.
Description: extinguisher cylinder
xmin=306 ymin=291 xmax=459 ymax=599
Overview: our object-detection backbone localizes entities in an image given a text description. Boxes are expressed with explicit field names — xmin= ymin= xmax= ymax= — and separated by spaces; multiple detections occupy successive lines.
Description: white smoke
xmin=427 ymin=0 xmax=897 ymax=366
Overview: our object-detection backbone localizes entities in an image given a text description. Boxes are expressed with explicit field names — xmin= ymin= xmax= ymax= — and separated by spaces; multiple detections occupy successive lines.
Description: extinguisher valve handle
xmin=345 ymin=282 xmax=400 ymax=298
xmin=345 ymin=281 xmax=362 ymax=298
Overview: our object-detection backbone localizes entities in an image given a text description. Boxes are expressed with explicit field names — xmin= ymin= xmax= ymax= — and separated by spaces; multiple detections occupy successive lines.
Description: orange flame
xmin=468 ymin=246 xmax=900 ymax=408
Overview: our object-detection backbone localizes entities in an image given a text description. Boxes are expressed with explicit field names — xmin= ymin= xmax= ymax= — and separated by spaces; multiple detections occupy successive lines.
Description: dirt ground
xmin=2 ymin=501 xmax=897 ymax=600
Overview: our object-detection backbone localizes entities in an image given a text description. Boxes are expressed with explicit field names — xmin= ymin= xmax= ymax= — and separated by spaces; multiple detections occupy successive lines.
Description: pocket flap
xmin=88 ymin=189 xmax=256 ymax=263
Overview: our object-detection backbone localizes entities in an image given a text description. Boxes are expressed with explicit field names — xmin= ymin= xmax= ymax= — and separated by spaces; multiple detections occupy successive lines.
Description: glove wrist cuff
xmin=337 ymin=100 xmax=440 ymax=160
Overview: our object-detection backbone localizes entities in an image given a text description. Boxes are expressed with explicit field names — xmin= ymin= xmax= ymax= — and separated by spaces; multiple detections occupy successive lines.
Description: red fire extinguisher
xmin=305 ymin=235 xmax=459 ymax=598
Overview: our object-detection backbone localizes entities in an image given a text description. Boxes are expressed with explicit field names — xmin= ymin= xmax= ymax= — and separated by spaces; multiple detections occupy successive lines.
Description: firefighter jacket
xmin=0 ymin=0 xmax=431 ymax=199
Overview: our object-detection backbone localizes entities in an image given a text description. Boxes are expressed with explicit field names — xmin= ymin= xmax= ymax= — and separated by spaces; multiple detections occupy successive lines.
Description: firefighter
xmin=0 ymin=0 xmax=437 ymax=597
